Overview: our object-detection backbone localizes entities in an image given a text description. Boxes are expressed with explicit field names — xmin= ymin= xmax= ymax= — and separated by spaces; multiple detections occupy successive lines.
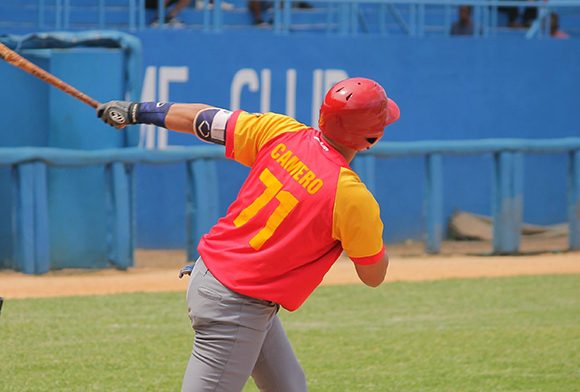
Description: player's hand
xmin=178 ymin=264 xmax=194 ymax=279
xmin=97 ymin=101 xmax=137 ymax=129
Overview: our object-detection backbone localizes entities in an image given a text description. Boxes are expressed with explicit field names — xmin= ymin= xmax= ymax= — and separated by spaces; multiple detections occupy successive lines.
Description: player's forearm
xmin=97 ymin=101 xmax=229 ymax=146
xmin=96 ymin=100 xmax=211 ymax=133
xmin=354 ymin=254 xmax=389 ymax=287
xmin=133 ymin=102 xmax=212 ymax=134
xmin=137 ymin=102 xmax=231 ymax=145
xmin=165 ymin=103 xmax=212 ymax=134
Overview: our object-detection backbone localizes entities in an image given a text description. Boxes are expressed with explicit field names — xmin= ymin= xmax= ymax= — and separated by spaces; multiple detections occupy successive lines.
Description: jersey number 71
xmin=233 ymin=168 xmax=299 ymax=250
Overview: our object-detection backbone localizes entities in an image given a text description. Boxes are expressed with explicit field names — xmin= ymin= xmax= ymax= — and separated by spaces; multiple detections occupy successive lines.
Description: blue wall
xmin=1 ymin=32 xmax=579 ymax=265
xmin=0 ymin=48 xmax=126 ymax=267
xmin=0 ymin=52 xmax=50 ymax=267
xmin=130 ymin=31 xmax=580 ymax=247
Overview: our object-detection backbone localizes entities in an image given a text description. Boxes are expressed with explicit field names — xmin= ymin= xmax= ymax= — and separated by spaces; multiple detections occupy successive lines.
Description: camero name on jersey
xmin=270 ymin=143 xmax=324 ymax=195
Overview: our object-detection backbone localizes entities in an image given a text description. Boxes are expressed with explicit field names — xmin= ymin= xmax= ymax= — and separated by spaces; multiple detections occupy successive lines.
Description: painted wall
xmin=0 ymin=48 xmax=126 ymax=267
xmin=1 ymin=32 xmax=579 ymax=268
xmin=131 ymin=31 xmax=580 ymax=247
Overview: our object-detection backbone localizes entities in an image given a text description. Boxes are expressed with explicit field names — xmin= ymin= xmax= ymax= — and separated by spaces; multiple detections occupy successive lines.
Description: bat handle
xmin=80 ymin=95 xmax=100 ymax=109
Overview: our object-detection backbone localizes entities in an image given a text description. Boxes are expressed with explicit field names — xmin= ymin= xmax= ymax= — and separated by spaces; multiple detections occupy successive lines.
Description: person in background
xmin=498 ymin=1 xmax=520 ymax=28
xmin=195 ymin=0 xmax=235 ymax=11
xmin=248 ymin=0 xmax=274 ymax=26
xmin=451 ymin=5 xmax=474 ymax=36
xmin=550 ymin=12 xmax=570 ymax=39
xmin=248 ymin=0 xmax=313 ymax=27
xmin=500 ymin=0 xmax=545 ymax=28
xmin=147 ymin=0 xmax=192 ymax=27
xmin=522 ymin=3 xmax=538 ymax=28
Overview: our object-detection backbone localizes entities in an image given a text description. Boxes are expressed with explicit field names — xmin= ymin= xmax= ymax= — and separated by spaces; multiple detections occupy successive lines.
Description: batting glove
xmin=97 ymin=101 xmax=138 ymax=129
xmin=178 ymin=264 xmax=194 ymax=279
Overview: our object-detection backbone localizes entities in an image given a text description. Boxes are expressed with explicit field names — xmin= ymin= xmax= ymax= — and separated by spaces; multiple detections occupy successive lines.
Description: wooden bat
xmin=0 ymin=42 xmax=101 ymax=108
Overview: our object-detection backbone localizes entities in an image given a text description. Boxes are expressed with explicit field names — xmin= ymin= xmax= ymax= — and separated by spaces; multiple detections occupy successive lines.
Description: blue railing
xmin=1 ymin=138 xmax=579 ymax=274
xmin=355 ymin=138 xmax=580 ymax=253
xmin=1 ymin=0 xmax=579 ymax=37
xmin=271 ymin=0 xmax=580 ymax=37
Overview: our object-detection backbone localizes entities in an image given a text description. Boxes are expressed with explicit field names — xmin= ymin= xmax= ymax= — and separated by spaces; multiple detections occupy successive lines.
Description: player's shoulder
xmin=338 ymin=166 xmax=363 ymax=187
xmin=333 ymin=167 xmax=381 ymax=232
xmin=238 ymin=111 xmax=307 ymax=129
xmin=336 ymin=167 xmax=375 ymax=203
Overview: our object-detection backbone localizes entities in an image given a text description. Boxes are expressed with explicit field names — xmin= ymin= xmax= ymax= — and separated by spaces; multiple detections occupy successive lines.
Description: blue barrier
xmin=12 ymin=162 xmax=49 ymax=274
xmin=571 ymin=151 xmax=580 ymax=250
xmin=356 ymin=138 xmax=580 ymax=253
xmin=105 ymin=162 xmax=134 ymax=270
xmin=351 ymin=138 xmax=580 ymax=254
xmin=0 ymin=31 xmax=145 ymax=271
xmin=1 ymin=138 xmax=579 ymax=274
xmin=1 ymin=0 xmax=579 ymax=37
xmin=0 ymin=32 xmax=143 ymax=114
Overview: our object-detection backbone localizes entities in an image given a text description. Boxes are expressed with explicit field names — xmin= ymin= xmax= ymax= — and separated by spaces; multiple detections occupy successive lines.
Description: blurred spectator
xmin=147 ymin=0 xmax=191 ymax=27
xmin=498 ymin=2 xmax=520 ymax=27
xmin=248 ymin=0 xmax=313 ymax=26
xmin=294 ymin=2 xmax=313 ymax=8
xmin=248 ymin=0 xmax=273 ymax=26
xmin=499 ymin=0 xmax=544 ymax=28
xmin=550 ymin=12 xmax=570 ymax=39
xmin=450 ymin=5 xmax=474 ymax=35
xmin=522 ymin=4 xmax=538 ymax=27
xmin=195 ymin=0 xmax=235 ymax=10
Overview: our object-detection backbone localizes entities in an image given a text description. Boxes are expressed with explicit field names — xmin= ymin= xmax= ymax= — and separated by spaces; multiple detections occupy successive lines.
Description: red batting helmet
xmin=318 ymin=77 xmax=400 ymax=151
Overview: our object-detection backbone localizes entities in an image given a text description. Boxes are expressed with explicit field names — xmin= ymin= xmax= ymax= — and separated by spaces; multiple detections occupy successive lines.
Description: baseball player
xmin=97 ymin=77 xmax=400 ymax=392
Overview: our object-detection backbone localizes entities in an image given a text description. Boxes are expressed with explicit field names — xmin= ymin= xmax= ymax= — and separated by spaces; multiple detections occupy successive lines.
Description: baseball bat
xmin=0 ymin=42 xmax=101 ymax=108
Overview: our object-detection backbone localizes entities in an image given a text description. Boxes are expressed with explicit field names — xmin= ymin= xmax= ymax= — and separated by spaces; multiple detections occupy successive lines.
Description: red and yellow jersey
xmin=198 ymin=111 xmax=385 ymax=311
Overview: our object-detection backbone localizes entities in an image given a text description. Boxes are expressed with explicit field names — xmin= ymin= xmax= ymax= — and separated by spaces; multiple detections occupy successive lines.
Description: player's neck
xmin=322 ymin=135 xmax=357 ymax=163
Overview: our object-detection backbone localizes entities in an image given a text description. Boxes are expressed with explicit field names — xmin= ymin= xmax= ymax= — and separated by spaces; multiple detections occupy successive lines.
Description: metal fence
xmin=1 ymin=137 xmax=579 ymax=274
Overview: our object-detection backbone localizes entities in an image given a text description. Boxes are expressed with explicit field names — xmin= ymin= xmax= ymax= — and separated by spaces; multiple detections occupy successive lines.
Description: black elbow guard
xmin=193 ymin=108 xmax=232 ymax=145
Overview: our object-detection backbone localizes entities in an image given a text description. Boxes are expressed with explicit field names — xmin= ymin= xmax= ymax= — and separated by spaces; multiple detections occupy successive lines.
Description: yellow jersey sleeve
xmin=332 ymin=167 xmax=385 ymax=265
xmin=225 ymin=111 xmax=306 ymax=167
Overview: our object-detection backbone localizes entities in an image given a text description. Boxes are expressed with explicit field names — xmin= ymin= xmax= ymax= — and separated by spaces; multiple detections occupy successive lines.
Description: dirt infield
xmin=1 ymin=246 xmax=578 ymax=299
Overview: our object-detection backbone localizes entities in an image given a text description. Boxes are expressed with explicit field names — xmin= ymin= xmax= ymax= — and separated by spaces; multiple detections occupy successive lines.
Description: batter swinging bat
xmin=0 ymin=42 xmax=101 ymax=108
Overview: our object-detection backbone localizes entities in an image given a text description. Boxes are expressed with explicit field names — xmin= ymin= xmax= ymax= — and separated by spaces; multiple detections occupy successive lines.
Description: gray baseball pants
xmin=182 ymin=258 xmax=307 ymax=392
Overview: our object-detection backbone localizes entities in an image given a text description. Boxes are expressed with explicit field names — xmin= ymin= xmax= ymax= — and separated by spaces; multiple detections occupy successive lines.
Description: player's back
xmin=199 ymin=123 xmax=349 ymax=310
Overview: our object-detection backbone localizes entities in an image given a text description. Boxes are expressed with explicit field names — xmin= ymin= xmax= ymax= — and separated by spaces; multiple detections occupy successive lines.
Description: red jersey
xmin=198 ymin=111 xmax=385 ymax=311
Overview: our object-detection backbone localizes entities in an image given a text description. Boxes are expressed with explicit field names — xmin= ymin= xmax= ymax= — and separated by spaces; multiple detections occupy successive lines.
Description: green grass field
xmin=1 ymin=275 xmax=579 ymax=391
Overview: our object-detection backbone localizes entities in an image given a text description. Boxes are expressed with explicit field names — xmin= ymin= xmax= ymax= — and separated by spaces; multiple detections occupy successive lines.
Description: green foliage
xmin=0 ymin=275 xmax=578 ymax=391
